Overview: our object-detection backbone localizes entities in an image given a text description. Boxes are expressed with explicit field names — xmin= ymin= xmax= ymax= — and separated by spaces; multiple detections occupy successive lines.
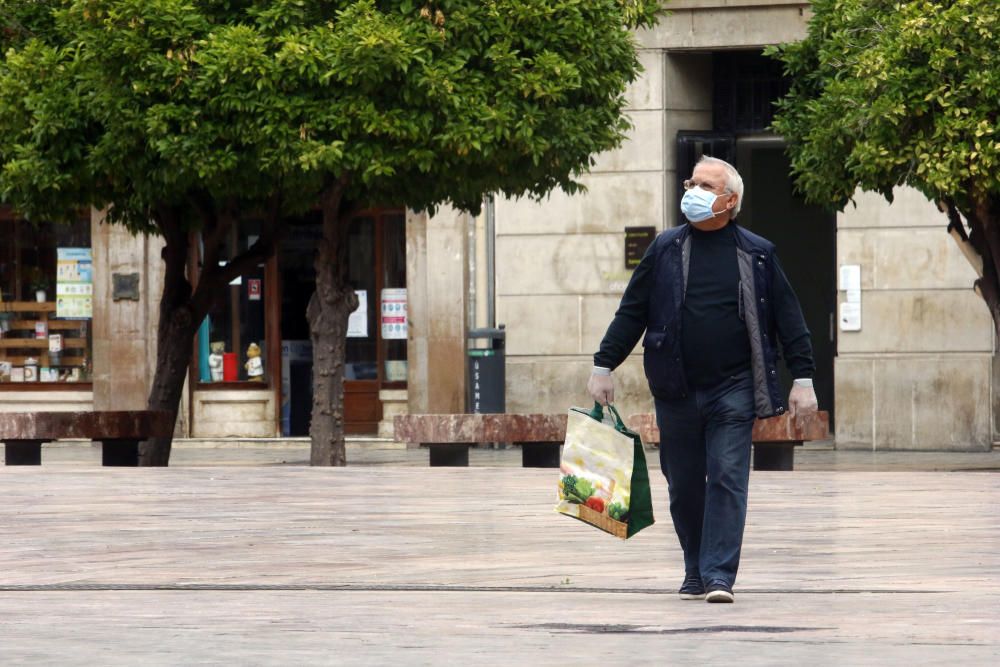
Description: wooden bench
xmin=394 ymin=410 xmax=829 ymax=470
xmin=626 ymin=411 xmax=830 ymax=471
xmin=0 ymin=411 xmax=175 ymax=466
xmin=394 ymin=413 xmax=568 ymax=467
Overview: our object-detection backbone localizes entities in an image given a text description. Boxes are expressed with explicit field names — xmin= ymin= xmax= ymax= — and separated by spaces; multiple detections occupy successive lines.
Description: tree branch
xmin=198 ymin=199 xmax=236 ymax=279
xmin=968 ymin=194 xmax=1000 ymax=274
xmin=216 ymin=218 xmax=282 ymax=287
xmin=959 ymin=193 xmax=1000 ymax=340
xmin=941 ymin=198 xmax=983 ymax=277
xmin=154 ymin=205 xmax=189 ymax=297
xmin=189 ymin=207 xmax=284 ymax=320
xmin=318 ymin=175 xmax=352 ymax=285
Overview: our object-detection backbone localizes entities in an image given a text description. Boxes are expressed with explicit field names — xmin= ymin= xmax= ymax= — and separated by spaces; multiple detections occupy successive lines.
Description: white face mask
xmin=680 ymin=186 xmax=723 ymax=223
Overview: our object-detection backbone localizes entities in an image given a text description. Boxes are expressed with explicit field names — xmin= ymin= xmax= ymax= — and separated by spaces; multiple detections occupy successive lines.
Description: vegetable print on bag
xmin=556 ymin=403 xmax=654 ymax=540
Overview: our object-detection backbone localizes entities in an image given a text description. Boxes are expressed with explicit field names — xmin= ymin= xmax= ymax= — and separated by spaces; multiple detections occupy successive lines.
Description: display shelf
xmin=0 ymin=301 xmax=56 ymax=313
xmin=0 ymin=338 xmax=88 ymax=349
xmin=0 ymin=301 xmax=90 ymax=384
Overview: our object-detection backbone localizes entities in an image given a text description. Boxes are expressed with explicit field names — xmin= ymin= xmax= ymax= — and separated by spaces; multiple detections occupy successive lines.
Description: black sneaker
xmin=678 ymin=572 xmax=705 ymax=600
xmin=705 ymin=580 xmax=734 ymax=603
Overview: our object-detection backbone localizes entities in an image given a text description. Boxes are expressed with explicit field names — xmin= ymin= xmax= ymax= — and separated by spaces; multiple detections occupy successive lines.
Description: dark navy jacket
xmin=594 ymin=223 xmax=814 ymax=418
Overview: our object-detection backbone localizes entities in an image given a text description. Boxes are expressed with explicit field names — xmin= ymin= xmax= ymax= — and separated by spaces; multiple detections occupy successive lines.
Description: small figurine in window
xmin=208 ymin=341 xmax=225 ymax=382
xmin=245 ymin=342 xmax=264 ymax=381
xmin=23 ymin=357 xmax=38 ymax=382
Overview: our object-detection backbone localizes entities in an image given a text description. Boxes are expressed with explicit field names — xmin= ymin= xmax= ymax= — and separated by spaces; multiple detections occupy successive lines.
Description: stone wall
xmin=494 ymin=48 xmax=665 ymax=419
xmin=835 ymin=188 xmax=993 ymax=451
xmin=190 ymin=388 xmax=276 ymax=438
xmin=637 ymin=1 xmax=811 ymax=51
xmin=0 ymin=391 xmax=93 ymax=413
xmin=483 ymin=5 xmax=996 ymax=453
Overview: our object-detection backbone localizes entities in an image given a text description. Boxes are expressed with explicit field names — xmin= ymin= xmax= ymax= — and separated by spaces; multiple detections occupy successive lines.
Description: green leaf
xmin=770 ymin=0 xmax=1000 ymax=214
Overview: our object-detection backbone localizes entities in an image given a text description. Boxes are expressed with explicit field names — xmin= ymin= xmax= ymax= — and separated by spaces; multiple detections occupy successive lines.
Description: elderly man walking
xmin=587 ymin=156 xmax=818 ymax=603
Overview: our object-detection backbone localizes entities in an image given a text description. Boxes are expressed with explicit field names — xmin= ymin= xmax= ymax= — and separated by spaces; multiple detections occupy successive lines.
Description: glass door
xmin=277 ymin=209 xmax=406 ymax=436
xmin=380 ymin=213 xmax=407 ymax=387
xmin=344 ymin=216 xmax=380 ymax=433
xmin=343 ymin=210 xmax=407 ymax=434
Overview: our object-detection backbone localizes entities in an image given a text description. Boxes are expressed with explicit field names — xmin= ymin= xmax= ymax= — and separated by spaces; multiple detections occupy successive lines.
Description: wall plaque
xmin=112 ymin=273 xmax=140 ymax=301
xmin=624 ymin=226 xmax=656 ymax=269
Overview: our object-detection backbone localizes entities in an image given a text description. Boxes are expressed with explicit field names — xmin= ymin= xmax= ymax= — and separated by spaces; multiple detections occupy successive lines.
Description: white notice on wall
xmin=381 ymin=288 xmax=408 ymax=340
xmin=839 ymin=264 xmax=861 ymax=291
xmin=347 ymin=290 xmax=368 ymax=338
xmin=839 ymin=302 xmax=861 ymax=332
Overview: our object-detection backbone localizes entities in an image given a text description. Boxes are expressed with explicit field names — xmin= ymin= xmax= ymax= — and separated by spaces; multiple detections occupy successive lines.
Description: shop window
xmin=195 ymin=222 xmax=269 ymax=385
xmin=0 ymin=209 xmax=93 ymax=385
xmin=713 ymin=50 xmax=790 ymax=134
xmin=275 ymin=209 xmax=404 ymax=435
xmin=346 ymin=217 xmax=377 ymax=380
xmin=344 ymin=212 xmax=407 ymax=385
xmin=381 ymin=213 xmax=407 ymax=385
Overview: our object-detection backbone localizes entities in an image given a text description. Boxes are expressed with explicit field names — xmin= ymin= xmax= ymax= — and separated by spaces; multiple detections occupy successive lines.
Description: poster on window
xmin=56 ymin=248 xmax=93 ymax=319
xmin=347 ymin=290 xmax=368 ymax=338
xmin=381 ymin=288 xmax=407 ymax=340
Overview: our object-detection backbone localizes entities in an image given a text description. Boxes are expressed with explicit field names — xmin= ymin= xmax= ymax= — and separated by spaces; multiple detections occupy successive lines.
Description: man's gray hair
xmin=698 ymin=155 xmax=744 ymax=218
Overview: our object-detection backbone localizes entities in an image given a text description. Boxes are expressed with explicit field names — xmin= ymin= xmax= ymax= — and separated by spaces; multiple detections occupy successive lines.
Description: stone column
xmin=91 ymin=212 xmax=187 ymax=434
xmin=406 ymin=206 xmax=469 ymax=414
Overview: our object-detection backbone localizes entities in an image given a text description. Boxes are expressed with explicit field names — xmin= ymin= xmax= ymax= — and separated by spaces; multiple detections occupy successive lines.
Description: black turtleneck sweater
xmin=681 ymin=223 xmax=751 ymax=388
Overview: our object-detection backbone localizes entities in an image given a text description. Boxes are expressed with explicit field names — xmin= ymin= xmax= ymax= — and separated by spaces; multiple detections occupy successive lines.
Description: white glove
xmin=788 ymin=383 xmax=818 ymax=419
xmin=587 ymin=370 xmax=615 ymax=406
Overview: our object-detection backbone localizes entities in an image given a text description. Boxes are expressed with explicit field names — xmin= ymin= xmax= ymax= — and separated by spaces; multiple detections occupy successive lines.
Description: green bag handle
xmin=587 ymin=401 xmax=629 ymax=433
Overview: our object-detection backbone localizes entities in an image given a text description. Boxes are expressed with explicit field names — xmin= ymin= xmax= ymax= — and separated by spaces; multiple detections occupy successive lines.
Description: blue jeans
xmin=654 ymin=371 xmax=755 ymax=586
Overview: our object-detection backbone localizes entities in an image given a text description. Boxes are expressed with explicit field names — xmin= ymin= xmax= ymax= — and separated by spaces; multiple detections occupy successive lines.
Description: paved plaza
xmin=0 ymin=443 xmax=997 ymax=665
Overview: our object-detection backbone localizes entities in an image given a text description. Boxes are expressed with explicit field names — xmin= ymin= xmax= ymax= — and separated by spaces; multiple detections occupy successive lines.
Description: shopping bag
xmin=555 ymin=402 xmax=654 ymax=539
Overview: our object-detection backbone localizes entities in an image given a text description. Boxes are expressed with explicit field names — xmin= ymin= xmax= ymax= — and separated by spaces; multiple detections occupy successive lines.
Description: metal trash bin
xmin=467 ymin=326 xmax=505 ymax=414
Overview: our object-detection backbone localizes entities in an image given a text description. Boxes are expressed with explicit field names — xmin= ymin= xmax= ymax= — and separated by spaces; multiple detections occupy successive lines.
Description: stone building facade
xmin=3 ymin=1 xmax=993 ymax=452
xmin=438 ymin=0 xmax=994 ymax=451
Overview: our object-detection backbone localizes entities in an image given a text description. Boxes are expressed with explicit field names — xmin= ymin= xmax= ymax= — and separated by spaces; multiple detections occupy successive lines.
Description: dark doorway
xmin=673 ymin=49 xmax=837 ymax=426
xmin=674 ymin=132 xmax=735 ymax=227
xmin=736 ymin=139 xmax=837 ymax=425
xmin=279 ymin=214 xmax=320 ymax=436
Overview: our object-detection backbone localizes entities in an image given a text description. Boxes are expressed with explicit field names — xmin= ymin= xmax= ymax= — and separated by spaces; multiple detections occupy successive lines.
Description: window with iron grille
xmin=713 ymin=51 xmax=790 ymax=134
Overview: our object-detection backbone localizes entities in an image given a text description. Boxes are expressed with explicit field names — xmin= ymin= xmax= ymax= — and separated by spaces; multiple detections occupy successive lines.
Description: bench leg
xmin=4 ymin=440 xmax=46 ymax=465
xmin=101 ymin=439 xmax=140 ymax=467
xmin=753 ymin=442 xmax=799 ymax=471
xmin=428 ymin=444 xmax=470 ymax=467
xmin=521 ymin=442 xmax=561 ymax=468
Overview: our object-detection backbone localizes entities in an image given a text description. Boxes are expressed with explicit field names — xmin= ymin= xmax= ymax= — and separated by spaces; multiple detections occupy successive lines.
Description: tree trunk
xmin=142 ymin=303 xmax=198 ymax=465
xmin=306 ymin=183 xmax=357 ymax=466
xmin=140 ymin=214 xmax=196 ymax=466
xmin=947 ymin=193 xmax=1000 ymax=343
xmin=140 ymin=202 xmax=281 ymax=466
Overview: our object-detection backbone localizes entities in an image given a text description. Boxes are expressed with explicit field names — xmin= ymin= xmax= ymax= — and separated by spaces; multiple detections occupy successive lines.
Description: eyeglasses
xmin=683 ymin=179 xmax=729 ymax=194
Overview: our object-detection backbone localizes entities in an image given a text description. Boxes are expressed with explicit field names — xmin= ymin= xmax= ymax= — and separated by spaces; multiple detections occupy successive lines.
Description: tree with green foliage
xmin=0 ymin=1 xmax=660 ymax=465
xmin=768 ymin=0 xmax=1000 ymax=337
